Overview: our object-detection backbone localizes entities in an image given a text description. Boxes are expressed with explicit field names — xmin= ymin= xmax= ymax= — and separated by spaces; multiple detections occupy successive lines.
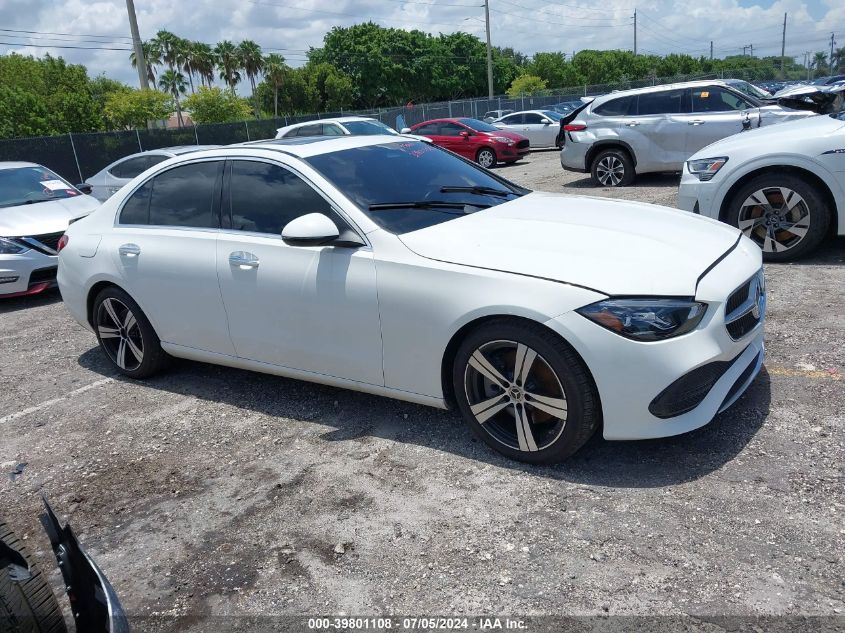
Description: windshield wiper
xmin=368 ymin=200 xmax=491 ymax=213
xmin=439 ymin=185 xmax=518 ymax=198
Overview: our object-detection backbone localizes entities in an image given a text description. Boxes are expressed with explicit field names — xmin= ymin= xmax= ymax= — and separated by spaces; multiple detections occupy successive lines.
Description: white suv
xmin=560 ymin=80 xmax=812 ymax=186
xmin=679 ymin=109 xmax=845 ymax=261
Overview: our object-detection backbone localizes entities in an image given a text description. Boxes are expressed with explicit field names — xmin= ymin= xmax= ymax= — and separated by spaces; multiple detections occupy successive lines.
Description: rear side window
xmin=227 ymin=160 xmax=335 ymax=235
xmin=110 ymin=156 xmax=149 ymax=179
xmin=593 ymin=96 xmax=635 ymax=116
xmin=120 ymin=161 xmax=221 ymax=227
xmin=691 ymin=87 xmax=750 ymax=112
xmin=413 ymin=123 xmax=440 ymax=135
xmin=636 ymin=89 xmax=688 ymax=115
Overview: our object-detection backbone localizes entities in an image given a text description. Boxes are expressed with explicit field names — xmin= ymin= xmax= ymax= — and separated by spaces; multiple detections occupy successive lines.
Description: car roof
xmin=188 ymin=134 xmax=423 ymax=160
xmin=0 ymin=161 xmax=42 ymax=171
xmin=590 ymin=79 xmax=734 ymax=105
xmin=277 ymin=116 xmax=379 ymax=132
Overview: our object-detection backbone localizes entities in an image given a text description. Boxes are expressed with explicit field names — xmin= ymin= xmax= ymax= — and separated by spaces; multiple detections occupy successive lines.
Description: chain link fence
xmin=0 ymin=68 xmax=777 ymax=184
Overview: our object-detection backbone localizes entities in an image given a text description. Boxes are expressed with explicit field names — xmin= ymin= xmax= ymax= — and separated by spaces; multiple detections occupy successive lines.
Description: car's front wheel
xmin=476 ymin=147 xmax=497 ymax=169
xmin=452 ymin=320 xmax=600 ymax=464
xmin=726 ymin=173 xmax=830 ymax=261
xmin=93 ymin=286 xmax=169 ymax=378
xmin=590 ymin=148 xmax=634 ymax=187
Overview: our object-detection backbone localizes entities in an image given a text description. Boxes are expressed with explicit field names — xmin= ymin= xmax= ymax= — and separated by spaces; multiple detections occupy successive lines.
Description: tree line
xmin=2 ymin=22 xmax=844 ymax=139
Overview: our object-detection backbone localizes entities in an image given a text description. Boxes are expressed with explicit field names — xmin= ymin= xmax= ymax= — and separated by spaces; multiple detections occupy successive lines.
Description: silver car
xmin=1 ymin=162 xmax=99 ymax=297
xmin=85 ymin=146 xmax=219 ymax=202
xmin=492 ymin=110 xmax=563 ymax=148
xmin=560 ymin=80 xmax=814 ymax=186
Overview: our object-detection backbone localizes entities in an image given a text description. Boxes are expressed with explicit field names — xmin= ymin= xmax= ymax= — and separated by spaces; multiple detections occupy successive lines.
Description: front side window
xmin=110 ymin=156 xmax=150 ymax=179
xmin=636 ymin=89 xmax=688 ymax=115
xmin=541 ymin=111 xmax=563 ymax=121
xmin=306 ymin=141 xmax=527 ymax=234
xmin=523 ymin=113 xmax=545 ymax=124
xmin=119 ymin=161 xmax=220 ymax=227
xmin=439 ymin=123 xmax=466 ymax=137
xmin=0 ymin=165 xmax=80 ymax=208
xmin=691 ymin=87 xmax=750 ymax=112
xmin=227 ymin=160 xmax=334 ymax=235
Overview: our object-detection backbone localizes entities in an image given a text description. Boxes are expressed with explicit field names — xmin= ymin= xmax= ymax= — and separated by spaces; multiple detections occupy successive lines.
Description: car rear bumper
xmin=0 ymin=251 xmax=59 ymax=297
xmin=560 ymin=142 xmax=589 ymax=172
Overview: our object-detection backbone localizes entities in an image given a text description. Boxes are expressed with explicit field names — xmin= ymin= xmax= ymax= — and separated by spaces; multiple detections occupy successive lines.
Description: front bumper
xmin=545 ymin=236 xmax=765 ymax=440
xmin=678 ymin=169 xmax=720 ymax=219
xmin=500 ymin=144 xmax=530 ymax=160
xmin=0 ymin=250 xmax=59 ymax=297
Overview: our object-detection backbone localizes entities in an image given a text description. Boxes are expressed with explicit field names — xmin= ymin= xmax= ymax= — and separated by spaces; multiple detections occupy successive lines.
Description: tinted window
xmin=593 ymin=96 xmax=635 ymax=116
xmin=306 ymin=141 xmax=527 ymax=234
xmin=343 ymin=120 xmax=398 ymax=135
xmin=146 ymin=161 xmax=220 ymax=228
xmin=296 ymin=124 xmax=322 ymax=137
xmin=691 ymin=87 xmax=750 ymax=112
xmin=228 ymin=161 xmax=334 ymax=234
xmin=541 ymin=111 xmax=563 ymax=121
xmin=148 ymin=155 xmax=169 ymax=169
xmin=439 ymin=123 xmax=466 ymax=137
xmin=500 ymin=114 xmax=523 ymax=125
xmin=524 ymin=113 xmax=545 ymax=124
xmin=119 ymin=180 xmax=152 ymax=224
xmin=322 ymin=124 xmax=345 ymax=136
xmin=111 ymin=156 xmax=149 ymax=179
xmin=413 ymin=123 xmax=440 ymax=135
xmin=636 ymin=89 xmax=688 ymax=115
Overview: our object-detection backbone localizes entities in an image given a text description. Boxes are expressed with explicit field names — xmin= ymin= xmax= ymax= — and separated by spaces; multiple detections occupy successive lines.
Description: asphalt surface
xmin=1 ymin=149 xmax=844 ymax=631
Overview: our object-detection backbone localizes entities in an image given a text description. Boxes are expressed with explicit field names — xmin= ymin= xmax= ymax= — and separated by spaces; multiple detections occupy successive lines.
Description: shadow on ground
xmin=563 ymin=172 xmax=681 ymax=189
xmin=0 ymin=288 xmax=62 ymax=314
xmin=79 ymin=347 xmax=771 ymax=489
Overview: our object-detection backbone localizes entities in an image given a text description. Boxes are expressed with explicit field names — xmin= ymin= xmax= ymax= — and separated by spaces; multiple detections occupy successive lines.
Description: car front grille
xmin=516 ymin=139 xmax=529 ymax=149
xmin=724 ymin=269 xmax=765 ymax=340
xmin=21 ymin=231 xmax=64 ymax=255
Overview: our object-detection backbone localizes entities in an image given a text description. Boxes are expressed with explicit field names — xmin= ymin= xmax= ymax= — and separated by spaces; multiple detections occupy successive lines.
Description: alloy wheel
xmin=477 ymin=150 xmax=495 ymax=168
xmin=738 ymin=187 xmax=811 ymax=253
xmin=96 ymin=298 xmax=144 ymax=371
xmin=463 ymin=340 xmax=568 ymax=453
xmin=595 ymin=155 xmax=625 ymax=186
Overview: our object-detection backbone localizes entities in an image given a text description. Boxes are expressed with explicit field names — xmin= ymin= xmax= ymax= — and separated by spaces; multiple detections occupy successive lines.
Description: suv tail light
xmin=57 ymin=235 xmax=69 ymax=253
xmin=564 ymin=124 xmax=587 ymax=132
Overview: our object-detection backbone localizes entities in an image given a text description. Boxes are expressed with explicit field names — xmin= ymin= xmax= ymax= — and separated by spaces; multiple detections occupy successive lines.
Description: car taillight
xmin=57 ymin=235 xmax=69 ymax=252
xmin=564 ymin=124 xmax=587 ymax=132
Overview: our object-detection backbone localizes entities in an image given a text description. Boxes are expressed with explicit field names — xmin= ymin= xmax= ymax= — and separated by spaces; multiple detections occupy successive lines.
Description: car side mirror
xmin=400 ymin=127 xmax=412 ymax=134
xmin=460 ymin=130 xmax=471 ymax=138
xmin=76 ymin=183 xmax=93 ymax=195
xmin=282 ymin=213 xmax=340 ymax=246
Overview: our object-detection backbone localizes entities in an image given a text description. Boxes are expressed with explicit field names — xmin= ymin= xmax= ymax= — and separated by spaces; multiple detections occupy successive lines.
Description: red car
xmin=405 ymin=118 xmax=530 ymax=168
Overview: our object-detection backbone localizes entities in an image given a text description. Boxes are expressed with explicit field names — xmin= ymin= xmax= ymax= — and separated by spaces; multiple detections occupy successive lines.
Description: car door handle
xmin=229 ymin=251 xmax=259 ymax=269
xmin=118 ymin=243 xmax=140 ymax=257
xmin=625 ymin=121 xmax=640 ymax=127
xmin=688 ymin=119 xmax=706 ymax=125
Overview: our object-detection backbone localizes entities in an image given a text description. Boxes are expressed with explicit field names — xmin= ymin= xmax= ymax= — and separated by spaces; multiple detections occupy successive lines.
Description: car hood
xmin=398 ymin=192 xmax=740 ymax=296
xmin=0 ymin=194 xmax=100 ymax=237
xmin=691 ymin=112 xmax=845 ymax=159
xmin=775 ymin=83 xmax=845 ymax=114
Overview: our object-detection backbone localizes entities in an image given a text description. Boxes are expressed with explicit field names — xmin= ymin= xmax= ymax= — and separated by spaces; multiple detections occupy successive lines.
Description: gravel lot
xmin=1 ymin=149 xmax=844 ymax=631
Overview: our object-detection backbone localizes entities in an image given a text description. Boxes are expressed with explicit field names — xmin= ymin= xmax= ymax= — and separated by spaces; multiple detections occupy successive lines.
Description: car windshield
xmin=729 ymin=80 xmax=770 ymax=100
xmin=459 ymin=118 xmax=501 ymax=132
xmin=343 ymin=120 xmax=399 ymax=135
xmin=541 ymin=111 xmax=563 ymax=121
xmin=0 ymin=166 xmax=80 ymax=209
xmin=306 ymin=141 xmax=528 ymax=234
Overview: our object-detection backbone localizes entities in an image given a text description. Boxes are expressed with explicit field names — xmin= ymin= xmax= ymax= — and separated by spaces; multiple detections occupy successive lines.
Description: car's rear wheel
xmin=726 ymin=174 xmax=830 ymax=261
xmin=476 ymin=148 xmax=497 ymax=169
xmin=452 ymin=320 xmax=600 ymax=464
xmin=590 ymin=148 xmax=634 ymax=187
xmin=93 ymin=286 xmax=169 ymax=378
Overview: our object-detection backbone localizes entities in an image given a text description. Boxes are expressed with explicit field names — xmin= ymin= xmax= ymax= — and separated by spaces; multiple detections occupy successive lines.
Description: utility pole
xmin=709 ymin=40 xmax=713 ymax=60
xmin=126 ymin=0 xmax=148 ymax=89
xmin=781 ymin=13 xmax=787 ymax=73
xmin=484 ymin=0 xmax=494 ymax=100
xmin=805 ymin=51 xmax=812 ymax=81
xmin=749 ymin=43 xmax=753 ymax=57
xmin=633 ymin=9 xmax=637 ymax=56
xmin=830 ymin=33 xmax=837 ymax=75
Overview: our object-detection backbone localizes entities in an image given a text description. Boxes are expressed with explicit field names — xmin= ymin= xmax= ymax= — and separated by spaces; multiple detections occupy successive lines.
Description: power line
xmin=0 ymin=41 xmax=132 ymax=51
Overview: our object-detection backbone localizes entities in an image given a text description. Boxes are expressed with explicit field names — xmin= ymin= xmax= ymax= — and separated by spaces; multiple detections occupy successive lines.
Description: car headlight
xmin=686 ymin=157 xmax=728 ymax=181
xmin=491 ymin=136 xmax=515 ymax=145
xmin=577 ymin=298 xmax=707 ymax=341
xmin=0 ymin=237 xmax=29 ymax=255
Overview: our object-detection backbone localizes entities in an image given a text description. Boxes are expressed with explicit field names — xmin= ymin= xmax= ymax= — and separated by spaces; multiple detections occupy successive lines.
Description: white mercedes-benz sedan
xmin=58 ymin=135 xmax=766 ymax=463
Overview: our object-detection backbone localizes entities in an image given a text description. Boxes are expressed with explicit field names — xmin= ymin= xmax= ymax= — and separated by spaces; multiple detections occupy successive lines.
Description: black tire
xmin=726 ymin=173 xmax=831 ymax=262
xmin=590 ymin=148 xmax=635 ymax=187
xmin=93 ymin=286 xmax=169 ymax=379
xmin=0 ymin=521 xmax=67 ymax=633
xmin=452 ymin=319 xmax=600 ymax=464
xmin=476 ymin=147 xmax=497 ymax=169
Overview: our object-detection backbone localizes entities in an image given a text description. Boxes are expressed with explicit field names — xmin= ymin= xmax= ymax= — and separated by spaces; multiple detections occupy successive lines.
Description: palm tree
xmin=812 ymin=51 xmax=828 ymax=77
xmin=175 ymin=38 xmax=195 ymax=93
xmin=834 ymin=46 xmax=845 ymax=73
xmin=130 ymin=40 xmax=160 ymax=85
xmin=153 ymin=30 xmax=181 ymax=72
xmin=191 ymin=42 xmax=217 ymax=88
xmin=264 ymin=53 xmax=287 ymax=117
xmin=214 ymin=40 xmax=241 ymax=92
xmin=238 ymin=40 xmax=264 ymax=116
xmin=159 ymin=69 xmax=188 ymax=127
